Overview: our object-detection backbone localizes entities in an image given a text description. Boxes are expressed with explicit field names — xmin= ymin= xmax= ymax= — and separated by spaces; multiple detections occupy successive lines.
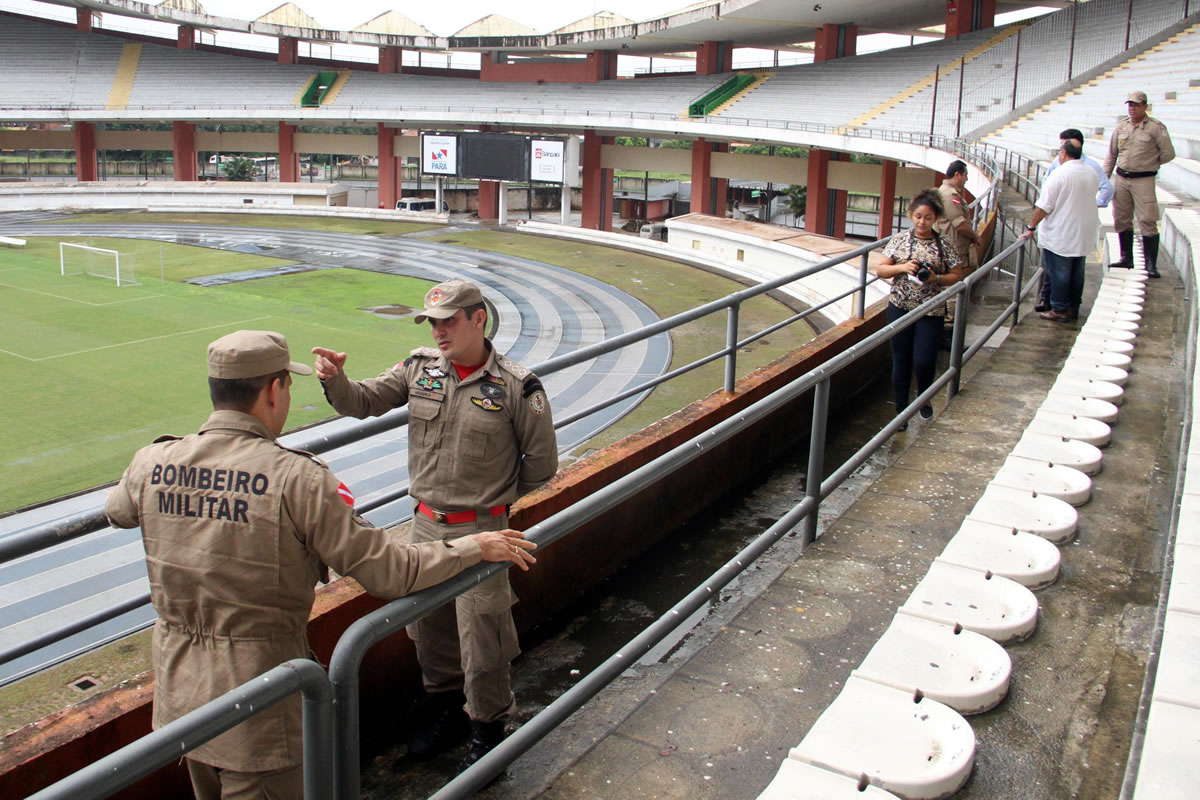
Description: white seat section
xmin=787 ymin=675 xmax=976 ymax=800
xmin=1038 ymin=393 xmax=1121 ymax=423
xmin=1093 ymin=293 xmax=1146 ymax=307
xmin=1096 ymin=282 xmax=1146 ymax=297
xmin=852 ymin=614 xmax=1011 ymax=715
xmin=1131 ymin=698 xmax=1200 ymax=800
xmin=1050 ymin=376 xmax=1125 ymax=405
xmin=1010 ymin=431 xmax=1104 ymax=477
xmin=936 ymin=519 xmax=1062 ymax=589
xmin=1067 ymin=347 xmax=1133 ymax=369
xmin=967 ymin=484 xmax=1079 ymax=543
xmin=1087 ymin=309 xmax=1143 ymax=325
xmin=1073 ymin=333 xmax=1135 ymax=354
xmin=1026 ymin=409 xmax=1112 ymax=447
xmin=1081 ymin=317 xmax=1140 ymax=335
xmin=1058 ymin=362 xmax=1129 ymax=387
xmin=898 ymin=562 xmax=1039 ymax=643
xmin=1103 ymin=268 xmax=1150 ymax=282
xmin=1078 ymin=325 xmax=1138 ymax=343
xmin=994 ymin=455 xmax=1092 ymax=506
xmin=757 ymin=759 xmax=902 ymax=800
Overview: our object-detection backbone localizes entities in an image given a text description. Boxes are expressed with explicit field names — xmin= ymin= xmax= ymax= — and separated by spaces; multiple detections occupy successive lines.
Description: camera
xmin=909 ymin=263 xmax=933 ymax=284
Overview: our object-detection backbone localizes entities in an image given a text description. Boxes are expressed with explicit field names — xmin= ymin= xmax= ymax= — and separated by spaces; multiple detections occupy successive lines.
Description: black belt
xmin=1116 ymin=168 xmax=1157 ymax=179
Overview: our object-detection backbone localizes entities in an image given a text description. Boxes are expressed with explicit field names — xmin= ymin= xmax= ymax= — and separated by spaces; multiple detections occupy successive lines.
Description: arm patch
xmin=523 ymin=378 xmax=544 ymax=398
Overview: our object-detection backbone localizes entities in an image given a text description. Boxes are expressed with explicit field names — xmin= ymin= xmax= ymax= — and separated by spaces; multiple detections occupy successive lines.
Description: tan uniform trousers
xmin=186 ymin=759 xmax=302 ymax=800
xmin=406 ymin=511 xmax=520 ymax=723
xmin=1112 ymin=173 xmax=1160 ymax=236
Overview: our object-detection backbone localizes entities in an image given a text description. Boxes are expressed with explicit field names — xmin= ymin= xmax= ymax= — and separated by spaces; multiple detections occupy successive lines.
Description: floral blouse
xmin=881 ymin=230 xmax=962 ymax=316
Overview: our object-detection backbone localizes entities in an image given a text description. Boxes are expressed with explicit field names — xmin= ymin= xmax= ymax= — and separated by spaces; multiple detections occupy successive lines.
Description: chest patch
xmin=423 ymin=365 xmax=447 ymax=379
xmin=416 ymin=376 xmax=444 ymax=391
xmin=471 ymin=396 xmax=503 ymax=412
xmin=411 ymin=389 xmax=444 ymax=402
xmin=480 ymin=383 xmax=503 ymax=399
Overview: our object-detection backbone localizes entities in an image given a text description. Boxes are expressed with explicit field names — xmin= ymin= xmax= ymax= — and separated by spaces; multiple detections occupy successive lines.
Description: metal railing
xmin=25 ymin=659 xmax=333 ymax=800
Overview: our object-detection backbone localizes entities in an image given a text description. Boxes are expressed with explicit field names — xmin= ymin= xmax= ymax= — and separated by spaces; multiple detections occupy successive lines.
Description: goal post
xmin=59 ymin=242 xmax=138 ymax=287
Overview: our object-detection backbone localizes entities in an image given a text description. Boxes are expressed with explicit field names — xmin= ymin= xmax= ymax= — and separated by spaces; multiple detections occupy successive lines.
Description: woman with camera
xmin=874 ymin=188 xmax=964 ymax=428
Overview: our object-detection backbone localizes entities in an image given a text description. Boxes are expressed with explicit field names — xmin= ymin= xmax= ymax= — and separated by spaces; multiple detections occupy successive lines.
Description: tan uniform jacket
xmin=1104 ymin=115 xmax=1176 ymax=175
xmin=934 ymin=183 xmax=972 ymax=260
xmin=321 ymin=340 xmax=558 ymax=511
xmin=104 ymin=410 xmax=481 ymax=771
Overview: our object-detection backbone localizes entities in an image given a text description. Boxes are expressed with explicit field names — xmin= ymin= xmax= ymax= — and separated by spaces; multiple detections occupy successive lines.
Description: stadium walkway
xmin=361 ymin=250 xmax=1184 ymax=798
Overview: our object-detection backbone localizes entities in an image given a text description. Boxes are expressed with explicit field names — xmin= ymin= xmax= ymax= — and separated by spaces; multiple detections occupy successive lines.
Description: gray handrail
xmin=25 ymin=659 xmax=333 ymax=800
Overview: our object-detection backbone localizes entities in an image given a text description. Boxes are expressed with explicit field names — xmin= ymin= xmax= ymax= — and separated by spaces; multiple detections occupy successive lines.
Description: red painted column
xmin=73 ymin=122 xmax=97 ymax=182
xmin=878 ymin=160 xmax=897 ymax=238
xmin=813 ymin=24 xmax=858 ymax=63
xmin=278 ymin=37 xmax=299 ymax=65
xmin=76 ymin=8 xmax=93 ymax=32
xmin=690 ymin=138 xmax=713 ymax=215
xmin=378 ymin=46 xmax=401 ymax=74
xmin=278 ymin=122 xmax=298 ymax=183
xmin=377 ymin=123 xmax=397 ymax=209
xmin=945 ymin=0 xmax=995 ymax=37
xmin=177 ymin=25 xmax=194 ymax=49
xmin=713 ymin=142 xmax=729 ymax=218
xmin=695 ymin=41 xmax=732 ymax=75
xmin=580 ymin=131 xmax=613 ymax=231
xmin=172 ymin=121 xmax=197 ymax=182
xmin=477 ymin=181 xmax=500 ymax=220
xmin=805 ymin=150 xmax=847 ymax=238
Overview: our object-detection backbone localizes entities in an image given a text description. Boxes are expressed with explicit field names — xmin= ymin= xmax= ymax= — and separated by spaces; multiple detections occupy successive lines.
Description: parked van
xmin=639 ymin=223 xmax=667 ymax=241
xmin=395 ymin=197 xmax=445 ymax=212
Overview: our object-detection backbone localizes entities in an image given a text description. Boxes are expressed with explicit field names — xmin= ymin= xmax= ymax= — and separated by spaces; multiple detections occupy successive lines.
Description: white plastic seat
xmin=1078 ymin=326 xmax=1137 ymax=342
xmin=1011 ymin=430 xmax=1104 ymax=476
xmin=967 ymin=483 xmax=1079 ymax=543
xmin=1059 ymin=361 xmax=1129 ymax=386
xmin=853 ymin=613 xmax=1011 ymax=715
xmin=1050 ymin=376 xmax=1125 ymax=405
xmin=993 ymin=454 xmax=1092 ymax=506
xmin=788 ymin=675 xmax=976 ymax=800
xmin=757 ymin=759 xmax=902 ymax=799
xmin=899 ymin=561 xmax=1039 ymax=643
xmin=937 ymin=519 xmax=1062 ymax=589
xmin=1067 ymin=347 xmax=1133 ymax=369
xmin=1026 ymin=409 xmax=1112 ymax=446
xmin=1073 ymin=333 xmax=1135 ymax=354
xmin=1103 ymin=268 xmax=1149 ymax=283
xmin=1038 ymin=393 xmax=1120 ymax=423
xmin=1087 ymin=308 xmax=1142 ymax=323
xmin=1080 ymin=318 xmax=1140 ymax=337
xmin=1096 ymin=283 xmax=1145 ymax=298
xmin=1091 ymin=298 xmax=1144 ymax=314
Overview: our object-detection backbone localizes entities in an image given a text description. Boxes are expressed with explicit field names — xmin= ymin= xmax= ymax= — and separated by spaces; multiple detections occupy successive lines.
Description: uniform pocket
xmin=408 ymin=397 xmax=442 ymax=447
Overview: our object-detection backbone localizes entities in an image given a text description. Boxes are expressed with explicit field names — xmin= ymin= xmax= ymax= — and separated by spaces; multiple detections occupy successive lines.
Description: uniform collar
xmin=199 ymin=410 xmax=276 ymax=440
xmin=446 ymin=339 xmax=499 ymax=385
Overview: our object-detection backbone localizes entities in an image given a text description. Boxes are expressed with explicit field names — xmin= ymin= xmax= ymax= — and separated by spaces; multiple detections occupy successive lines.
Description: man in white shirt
xmin=1022 ymin=140 xmax=1101 ymax=322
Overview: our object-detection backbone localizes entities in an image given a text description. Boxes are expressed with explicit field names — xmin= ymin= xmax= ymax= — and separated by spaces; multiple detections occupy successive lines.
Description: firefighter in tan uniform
xmin=313 ymin=279 xmax=558 ymax=773
xmin=1104 ymin=89 xmax=1175 ymax=278
xmin=105 ymin=330 xmax=536 ymax=800
xmin=934 ymin=160 xmax=982 ymax=272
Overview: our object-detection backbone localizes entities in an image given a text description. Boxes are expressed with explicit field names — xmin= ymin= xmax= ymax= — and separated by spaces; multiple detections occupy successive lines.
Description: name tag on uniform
xmin=411 ymin=389 xmax=444 ymax=402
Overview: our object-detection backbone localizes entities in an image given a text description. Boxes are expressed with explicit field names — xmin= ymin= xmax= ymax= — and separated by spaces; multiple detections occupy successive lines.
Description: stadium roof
xmin=35 ymin=0 xmax=1066 ymax=53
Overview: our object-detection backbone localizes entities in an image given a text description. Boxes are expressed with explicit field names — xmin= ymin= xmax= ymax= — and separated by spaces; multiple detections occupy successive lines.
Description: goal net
xmin=59 ymin=242 xmax=138 ymax=287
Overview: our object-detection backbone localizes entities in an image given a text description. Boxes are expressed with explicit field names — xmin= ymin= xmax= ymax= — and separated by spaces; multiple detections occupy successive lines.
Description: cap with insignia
xmin=207 ymin=330 xmax=313 ymax=379
xmin=414 ymin=279 xmax=485 ymax=324
xmin=1126 ymin=90 xmax=1148 ymax=104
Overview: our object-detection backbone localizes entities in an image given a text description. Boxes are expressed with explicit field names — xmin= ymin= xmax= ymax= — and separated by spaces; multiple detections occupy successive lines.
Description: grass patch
xmin=50 ymin=211 xmax=442 ymax=236
xmin=425 ymin=230 xmax=813 ymax=455
xmin=0 ymin=237 xmax=433 ymax=512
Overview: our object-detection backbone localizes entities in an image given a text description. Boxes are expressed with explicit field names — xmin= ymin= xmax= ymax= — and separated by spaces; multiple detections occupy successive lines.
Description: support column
xmin=878 ymin=160 xmax=898 ymax=238
xmin=177 ymin=25 xmax=194 ymax=49
xmin=695 ymin=41 xmax=733 ymax=75
xmin=813 ymin=24 xmax=858 ymax=63
xmin=690 ymin=138 xmax=713 ymax=216
xmin=278 ymin=122 xmax=298 ymax=183
xmin=945 ymin=0 xmax=996 ymax=37
xmin=478 ymin=181 xmax=500 ymax=220
xmin=713 ymin=142 xmax=729 ymax=218
xmin=580 ymin=131 xmax=613 ymax=231
xmin=561 ymin=182 xmax=571 ymax=225
xmin=73 ymin=122 xmax=97 ymax=182
xmin=278 ymin=37 xmax=299 ymax=65
xmin=76 ymin=7 xmax=93 ymax=32
xmin=805 ymin=149 xmax=847 ymax=238
xmin=377 ymin=123 xmax=397 ymax=209
xmin=497 ymin=182 xmax=509 ymax=224
xmin=172 ymin=121 xmax=197 ymax=182
xmin=378 ymin=46 xmax=402 ymax=74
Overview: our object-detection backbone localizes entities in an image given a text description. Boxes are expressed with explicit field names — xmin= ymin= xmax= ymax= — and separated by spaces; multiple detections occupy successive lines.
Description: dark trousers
xmin=1042 ymin=248 xmax=1085 ymax=312
xmin=887 ymin=303 xmax=942 ymax=413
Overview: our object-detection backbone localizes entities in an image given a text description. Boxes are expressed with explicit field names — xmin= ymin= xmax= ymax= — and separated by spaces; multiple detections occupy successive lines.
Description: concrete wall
xmin=0 ymin=182 xmax=350 ymax=209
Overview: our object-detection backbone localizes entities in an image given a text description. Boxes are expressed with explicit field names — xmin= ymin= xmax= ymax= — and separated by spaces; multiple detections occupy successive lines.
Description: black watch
xmin=1026 ymin=225 xmax=1036 ymax=232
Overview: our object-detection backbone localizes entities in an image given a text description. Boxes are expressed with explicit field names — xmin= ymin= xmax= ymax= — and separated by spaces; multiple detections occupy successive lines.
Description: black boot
xmin=1034 ymin=273 xmax=1051 ymax=313
xmin=1112 ymin=230 xmax=1135 ymax=269
xmin=1143 ymin=234 xmax=1161 ymax=278
xmin=456 ymin=720 xmax=506 ymax=775
xmin=406 ymin=692 xmax=470 ymax=761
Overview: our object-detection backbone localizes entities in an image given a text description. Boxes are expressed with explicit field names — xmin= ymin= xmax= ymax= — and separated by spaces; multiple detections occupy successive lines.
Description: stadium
xmin=0 ymin=0 xmax=1198 ymax=797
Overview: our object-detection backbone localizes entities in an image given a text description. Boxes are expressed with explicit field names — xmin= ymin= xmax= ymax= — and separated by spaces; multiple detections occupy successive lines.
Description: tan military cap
xmin=1126 ymin=90 xmax=1148 ymax=104
xmin=207 ymin=330 xmax=313 ymax=379
xmin=414 ymin=279 xmax=484 ymax=324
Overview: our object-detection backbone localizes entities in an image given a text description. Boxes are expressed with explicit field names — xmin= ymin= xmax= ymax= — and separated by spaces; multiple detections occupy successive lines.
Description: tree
xmin=784 ymin=184 xmax=807 ymax=225
xmin=223 ymin=157 xmax=256 ymax=181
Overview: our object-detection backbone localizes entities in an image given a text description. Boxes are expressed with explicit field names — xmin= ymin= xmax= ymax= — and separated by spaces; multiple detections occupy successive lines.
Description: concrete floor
xmin=362 ymin=251 xmax=1183 ymax=799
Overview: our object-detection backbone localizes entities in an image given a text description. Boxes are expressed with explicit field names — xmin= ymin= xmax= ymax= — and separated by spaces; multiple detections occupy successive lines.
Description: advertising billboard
xmin=421 ymin=133 xmax=459 ymax=176
xmin=460 ymin=133 xmax=529 ymax=182
xmin=529 ymin=138 xmax=566 ymax=184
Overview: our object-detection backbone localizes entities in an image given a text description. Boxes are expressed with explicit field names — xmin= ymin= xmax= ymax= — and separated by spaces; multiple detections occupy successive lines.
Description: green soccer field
xmin=0 ymin=237 xmax=434 ymax=513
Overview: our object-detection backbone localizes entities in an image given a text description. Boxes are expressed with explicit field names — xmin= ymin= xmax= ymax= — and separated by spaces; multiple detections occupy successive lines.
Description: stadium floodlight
xmin=59 ymin=242 xmax=138 ymax=287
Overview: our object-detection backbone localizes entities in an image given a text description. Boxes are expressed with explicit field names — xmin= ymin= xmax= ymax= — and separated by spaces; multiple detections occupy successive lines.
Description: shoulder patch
xmin=152 ymin=434 xmax=184 ymax=444
xmin=410 ymin=346 xmax=440 ymax=359
xmin=498 ymin=357 xmax=530 ymax=381
xmin=523 ymin=377 xmax=544 ymax=398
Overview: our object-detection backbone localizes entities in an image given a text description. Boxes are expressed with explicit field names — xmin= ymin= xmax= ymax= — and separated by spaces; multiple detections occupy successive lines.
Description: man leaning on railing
xmin=104 ymin=330 xmax=536 ymax=800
